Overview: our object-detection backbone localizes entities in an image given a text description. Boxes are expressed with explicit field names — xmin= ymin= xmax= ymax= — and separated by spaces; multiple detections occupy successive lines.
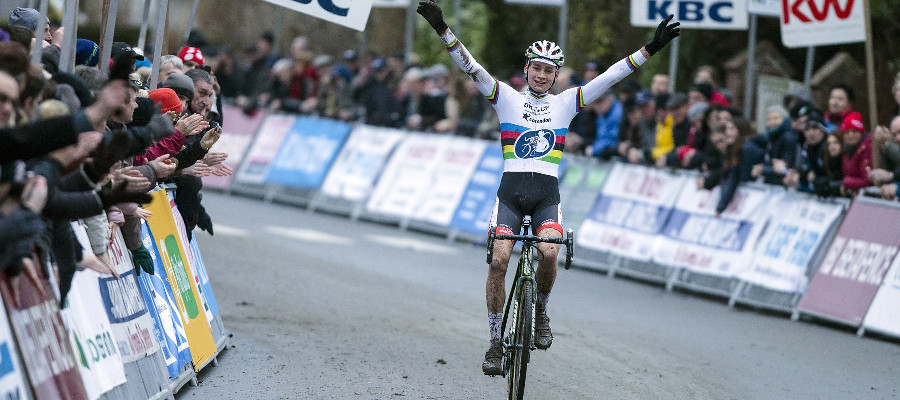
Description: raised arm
xmin=580 ymin=15 xmax=680 ymax=104
xmin=417 ymin=1 xmax=498 ymax=98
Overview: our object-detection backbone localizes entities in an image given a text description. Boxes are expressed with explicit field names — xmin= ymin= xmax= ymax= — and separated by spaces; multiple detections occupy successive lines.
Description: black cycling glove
xmin=645 ymin=14 xmax=681 ymax=56
xmin=417 ymin=0 xmax=448 ymax=34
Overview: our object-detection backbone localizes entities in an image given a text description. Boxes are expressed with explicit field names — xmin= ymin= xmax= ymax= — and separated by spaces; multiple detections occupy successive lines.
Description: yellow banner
xmin=144 ymin=189 xmax=216 ymax=370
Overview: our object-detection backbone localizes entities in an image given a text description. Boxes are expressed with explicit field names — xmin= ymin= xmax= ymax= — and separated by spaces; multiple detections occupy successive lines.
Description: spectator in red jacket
xmin=839 ymin=112 xmax=873 ymax=196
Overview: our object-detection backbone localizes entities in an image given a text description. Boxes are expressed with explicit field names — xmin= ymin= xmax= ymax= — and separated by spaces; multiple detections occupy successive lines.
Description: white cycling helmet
xmin=525 ymin=40 xmax=564 ymax=68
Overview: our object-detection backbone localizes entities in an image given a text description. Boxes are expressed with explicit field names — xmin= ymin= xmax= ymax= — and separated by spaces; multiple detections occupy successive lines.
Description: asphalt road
xmin=176 ymin=192 xmax=899 ymax=400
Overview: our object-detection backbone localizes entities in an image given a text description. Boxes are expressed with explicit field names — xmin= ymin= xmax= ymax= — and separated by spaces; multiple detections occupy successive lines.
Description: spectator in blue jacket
xmin=754 ymin=105 xmax=798 ymax=185
xmin=589 ymin=90 xmax=623 ymax=159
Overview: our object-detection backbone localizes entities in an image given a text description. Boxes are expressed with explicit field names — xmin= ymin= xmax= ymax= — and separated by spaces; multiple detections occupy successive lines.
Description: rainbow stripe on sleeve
xmin=576 ymin=87 xmax=586 ymax=112
xmin=626 ymin=54 xmax=639 ymax=71
xmin=445 ymin=38 xmax=461 ymax=52
xmin=485 ymin=80 xmax=499 ymax=104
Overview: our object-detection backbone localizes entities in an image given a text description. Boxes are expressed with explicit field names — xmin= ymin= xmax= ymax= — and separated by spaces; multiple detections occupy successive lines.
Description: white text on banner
xmin=630 ymin=0 xmax=748 ymax=30
xmin=260 ymin=0 xmax=374 ymax=31
xmin=862 ymin=253 xmax=900 ymax=338
xmin=738 ymin=192 xmax=843 ymax=293
xmin=779 ymin=0 xmax=865 ymax=48
xmin=653 ymin=184 xmax=769 ymax=277
xmin=63 ymin=269 xmax=128 ymax=400
xmin=320 ymin=125 xmax=406 ymax=202
xmin=235 ymin=114 xmax=295 ymax=185
xmin=412 ymin=136 xmax=488 ymax=226
xmin=577 ymin=164 xmax=685 ymax=262
xmin=366 ymin=134 xmax=450 ymax=219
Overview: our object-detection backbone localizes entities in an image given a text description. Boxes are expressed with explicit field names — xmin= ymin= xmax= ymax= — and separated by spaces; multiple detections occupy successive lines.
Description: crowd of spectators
xmin=203 ymin=28 xmax=899 ymax=215
xmin=1 ymin=7 xmax=228 ymax=302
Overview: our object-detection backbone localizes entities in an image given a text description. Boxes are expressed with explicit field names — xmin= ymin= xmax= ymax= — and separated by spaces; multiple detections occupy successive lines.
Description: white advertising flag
xmin=748 ymin=0 xmax=780 ymax=16
xmin=780 ymin=0 xmax=865 ymax=48
xmin=261 ymin=0 xmax=374 ymax=31
xmin=631 ymin=0 xmax=748 ymax=30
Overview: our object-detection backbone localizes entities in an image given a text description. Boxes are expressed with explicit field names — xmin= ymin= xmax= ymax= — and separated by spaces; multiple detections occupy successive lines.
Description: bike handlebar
xmin=486 ymin=227 xmax=575 ymax=270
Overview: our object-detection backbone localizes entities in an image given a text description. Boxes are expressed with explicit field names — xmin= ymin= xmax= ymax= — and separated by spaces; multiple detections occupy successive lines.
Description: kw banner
xmin=261 ymin=0 xmax=374 ymax=31
xmin=558 ymin=157 xmax=609 ymax=231
xmin=780 ymin=0 xmax=865 ymax=48
xmin=631 ymin=0 xmax=748 ymax=30
xmin=862 ymin=252 xmax=900 ymax=338
xmin=203 ymin=105 xmax=267 ymax=190
xmin=144 ymin=189 xmax=217 ymax=370
xmin=0 ymin=295 xmax=28 ymax=400
xmin=654 ymin=184 xmax=769 ymax=276
xmin=320 ymin=125 xmax=406 ymax=202
xmin=577 ymin=164 xmax=685 ymax=261
xmin=1 ymin=255 xmax=87 ymax=399
xmin=138 ymin=221 xmax=192 ymax=380
xmin=449 ymin=144 xmax=505 ymax=236
xmin=63 ymin=270 xmax=127 ymax=400
xmin=366 ymin=134 xmax=450 ymax=218
xmin=738 ymin=193 xmax=843 ymax=292
xmin=265 ymin=116 xmax=352 ymax=189
xmin=102 ymin=229 xmax=160 ymax=362
xmin=411 ymin=136 xmax=488 ymax=226
xmin=235 ymin=114 xmax=295 ymax=185
xmin=797 ymin=198 xmax=900 ymax=327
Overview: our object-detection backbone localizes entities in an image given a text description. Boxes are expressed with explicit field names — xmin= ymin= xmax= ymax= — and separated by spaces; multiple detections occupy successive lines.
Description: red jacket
xmin=135 ymin=130 xmax=187 ymax=166
xmin=841 ymin=134 xmax=873 ymax=190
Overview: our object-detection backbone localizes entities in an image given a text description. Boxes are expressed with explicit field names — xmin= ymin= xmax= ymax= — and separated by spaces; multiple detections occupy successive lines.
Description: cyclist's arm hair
xmin=579 ymin=48 xmax=652 ymax=105
xmin=437 ymin=29 xmax=498 ymax=98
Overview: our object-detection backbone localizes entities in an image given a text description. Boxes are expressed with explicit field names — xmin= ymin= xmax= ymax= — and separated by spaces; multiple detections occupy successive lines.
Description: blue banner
xmin=138 ymin=222 xmax=192 ymax=379
xmin=265 ymin=116 xmax=352 ymax=188
xmin=662 ymin=210 xmax=755 ymax=252
xmin=588 ymin=196 xmax=671 ymax=234
xmin=190 ymin=237 xmax=219 ymax=317
xmin=449 ymin=145 xmax=504 ymax=236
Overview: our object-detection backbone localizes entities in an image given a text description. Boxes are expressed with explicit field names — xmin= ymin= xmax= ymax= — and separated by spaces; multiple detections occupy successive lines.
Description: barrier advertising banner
xmin=578 ymin=164 xmax=685 ymax=261
xmin=449 ymin=144 xmax=505 ymax=236
xmin=204 ymin=105 xmax=267 ymax=190
xmin=780 ymin=0 xmax=865 ymax=48
xmin=738 ymin=193 xmax=843 ymax=293
xmin=1 ymin=256 xmax=87 ymax=399
xmin=261 ymin=0 xmax=374 ymax=31
xmin=798 ymin=199 xmax=900 ymax=327
xmin=654 ymin=184 xmax=769 ymax=276
xmin=189 ymin=237 xmax=220 ymax=319
xmin=104 ymin=229 xmax=160 ymax=362
xmin=144 ymin=190 xmax=217 ymax=370
xmin=170 ymin=200 xmax=215 ymax=327
xmin=266 ymin=116 xmax=352 ymax=189
xmin=366 ymin=134 xmax=449 ymax=218
xmin=138 ymin=221 xmax=192 ymax=379
xmin=0 ymin=295 xmax=28 ymax=400
xmin=235 ymin=114 xmax=295 ymax=184
xmin=862 ymin=252 xmax=900 ymax=338
xmin=558 ymin=157 xmax=609 ymax=231
xmin=320 ymin=125 xmax=406 ymax=202
xmin=630 ymin=0 xmax=748 ymax=30
xmin=411 ymin=137 xmax=488 ymax=226
xmin=63 ymin=269 xmax=128 ymax=400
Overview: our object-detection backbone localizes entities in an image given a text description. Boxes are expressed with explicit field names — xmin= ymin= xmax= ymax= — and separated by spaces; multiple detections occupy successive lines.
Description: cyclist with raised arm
xmin=417 ymin=0 xmax=680 ymax=375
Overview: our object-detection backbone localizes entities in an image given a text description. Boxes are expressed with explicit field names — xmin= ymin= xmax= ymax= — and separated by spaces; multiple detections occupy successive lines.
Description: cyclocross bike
xmin=487 ymin=217 xmax=574 ymax=400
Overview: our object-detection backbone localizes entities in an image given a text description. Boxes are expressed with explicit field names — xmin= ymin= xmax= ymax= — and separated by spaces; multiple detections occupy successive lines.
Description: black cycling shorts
xmin=489 ymin=172 xmax=563 ymax=236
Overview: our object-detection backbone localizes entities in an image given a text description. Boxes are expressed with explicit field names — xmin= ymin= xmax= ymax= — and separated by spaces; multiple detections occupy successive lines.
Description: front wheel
xmin=507 ymin=279 xmax=532 ymax=400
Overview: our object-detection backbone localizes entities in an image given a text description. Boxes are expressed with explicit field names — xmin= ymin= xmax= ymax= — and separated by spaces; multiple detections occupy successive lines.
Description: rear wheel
xmin=507 ymin=280 xmax=532 ymax=400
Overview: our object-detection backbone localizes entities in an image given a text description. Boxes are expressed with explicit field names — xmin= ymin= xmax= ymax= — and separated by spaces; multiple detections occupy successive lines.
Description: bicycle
xmin=486 ymin=217 xmax=574 ymax=400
